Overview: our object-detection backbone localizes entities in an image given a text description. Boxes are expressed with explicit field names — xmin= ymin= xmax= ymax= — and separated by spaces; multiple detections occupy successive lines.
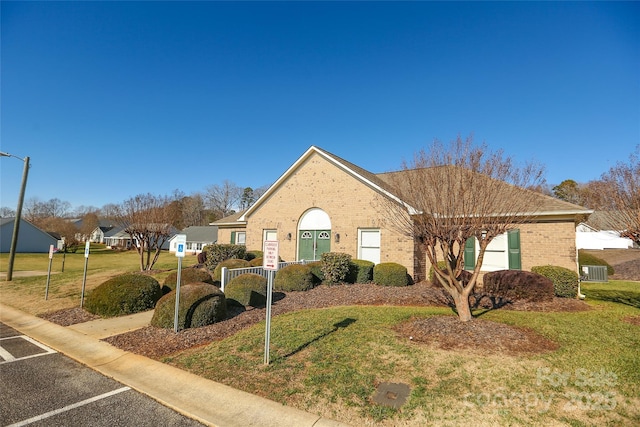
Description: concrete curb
xmin=0 ymin=304 xmax=350 ymax=427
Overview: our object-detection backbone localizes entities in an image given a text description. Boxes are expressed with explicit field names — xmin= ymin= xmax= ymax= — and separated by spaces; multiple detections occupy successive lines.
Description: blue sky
xmin=1 ymin=1 xmax=638 ymax=212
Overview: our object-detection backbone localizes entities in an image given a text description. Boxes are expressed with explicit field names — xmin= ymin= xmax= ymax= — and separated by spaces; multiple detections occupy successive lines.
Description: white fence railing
xmin=220 ymin=260 xmax=310 ymax=291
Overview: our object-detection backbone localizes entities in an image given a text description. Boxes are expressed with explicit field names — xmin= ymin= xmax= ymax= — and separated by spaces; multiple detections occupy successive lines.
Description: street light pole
xmin=1 ymin=152 xmax=30 ymax=281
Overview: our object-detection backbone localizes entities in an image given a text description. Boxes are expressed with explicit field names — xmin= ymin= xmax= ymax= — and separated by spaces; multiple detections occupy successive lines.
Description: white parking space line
xmin=0 ymin=335 xmax=57 ymax=364
xmin=6 ymin=386 xmax=132 ymax=427
xmin=0 ymin=344 xmax=15 ymax=362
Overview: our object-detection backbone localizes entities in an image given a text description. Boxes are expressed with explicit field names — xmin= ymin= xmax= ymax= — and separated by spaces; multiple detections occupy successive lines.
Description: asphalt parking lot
xmin=0 ymin=322 xmax=205 ymax=427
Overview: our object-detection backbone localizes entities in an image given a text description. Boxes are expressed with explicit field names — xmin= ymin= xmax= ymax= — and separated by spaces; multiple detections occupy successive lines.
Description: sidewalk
xmin=0 ymin=303 xmax=350 ymax=427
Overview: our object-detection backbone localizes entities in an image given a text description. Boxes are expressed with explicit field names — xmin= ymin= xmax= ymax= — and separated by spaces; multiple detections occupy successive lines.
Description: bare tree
xmin=78 ymin=212 xmax=100 ymax=241
xmin=204 ymin=180 xmax=242 ymax=219
xmin=0 ymin=207 xmax=15 ymax=218
xmin=181 ymin=193 xmax=207 ymax=226
xmin=39 ymin=217 xmax=80 ymax=252
xmin=597 ymin=146 xmax=640 ymax=246
xmin=73 ymin=205 xmax=100 ymax=217
xmin=377 ymin=135 xmax=545 ymax=322
xmin=114 ymin=193 xmax=177 ymax=271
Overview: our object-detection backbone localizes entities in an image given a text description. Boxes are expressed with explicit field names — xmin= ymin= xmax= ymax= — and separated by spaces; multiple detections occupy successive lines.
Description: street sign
xmin=48 ymin=244 xmax=54 ymax=260
xmin=84 ymin=241 xmax=90 ymax=258
xmin=263 ymin=240 xmax=279 ymax=271
xmin=175 ymin=234 xmax=187 ymax=258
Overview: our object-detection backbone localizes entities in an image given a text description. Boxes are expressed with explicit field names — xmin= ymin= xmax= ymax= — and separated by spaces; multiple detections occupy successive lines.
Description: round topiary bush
xmin=245 ymin=250 xmax=262 ymax=261
xmin=84 ymin=273 xmax=163 ymax=317
xmin=274 ymin=264 xmax=315 ymax=291
xmin=531 ymin=265 xmax=579 ymax=298
xmin=212 ymin=258 xmax=251 ymax=282
xmin=151 ymin=282 xmax=227 ymax=331
xmin=225 ymin=273 xmax=267 ymax=307
xmin=373 ymin=262 xmax=411 ymax=286
xmin=307 ymin=261 xmax=324 ymax=284
xmin=346 ymin=259 xmax=375 ymax=284
xmin=483 ymin=270 xmax=554 ymax=302
xmin=249 ymin=257 xmax=263 ymax=267
xmin=162 ymin=268 xmax=215 ymax=293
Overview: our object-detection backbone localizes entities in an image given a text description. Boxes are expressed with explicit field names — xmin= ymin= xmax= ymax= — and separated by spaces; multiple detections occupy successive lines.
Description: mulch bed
xmin=40 ymin=281 xmax=593 ymax=360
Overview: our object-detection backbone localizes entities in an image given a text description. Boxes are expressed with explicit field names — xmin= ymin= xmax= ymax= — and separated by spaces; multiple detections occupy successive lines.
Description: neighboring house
xmin=104 ymin=227 xmax=131 ymax=249
xmin=104 ymin=225 xmax=176 ymax=250
xmin=90 ymin=225 xmax=116 ymax=244
xmin=211 ymin=211 xmax=246 ymax=245
xmin=0 ymin=217 xmax=61 ymax=253
xmin=88 ymin=219 xmax=120 ymax=243
xmin=215 ymin=146 xmax=592 ymax=282
xmin=169 ymin=226 xmax=218 ymax=255
xmin=576 ymin=211 xmax=634 ymax=250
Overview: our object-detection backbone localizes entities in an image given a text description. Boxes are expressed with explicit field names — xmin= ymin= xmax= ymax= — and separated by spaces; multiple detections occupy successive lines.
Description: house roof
xmin=212 ymin=210 xmax=247 ymax=226
xmin=582 ymin=210 xmax=630 ymax=231
xmin=175 ymin=226 xmax=218 ymax=242
xmin=240 ymin=146 xmax=592 ymax=221
xmin=239 ymin=146 xmax=417 ymax=220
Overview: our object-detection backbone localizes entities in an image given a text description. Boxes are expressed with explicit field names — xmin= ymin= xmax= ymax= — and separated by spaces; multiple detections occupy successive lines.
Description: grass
xmin=0 ymin=246 xmax=198 ymax=315
xmin=1 ymin=252 xmax=638 ymax=426
xmin=165 ymin=281 xmax=640 ymax=426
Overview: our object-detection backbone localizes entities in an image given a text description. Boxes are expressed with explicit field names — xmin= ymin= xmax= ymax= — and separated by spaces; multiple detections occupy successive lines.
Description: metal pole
xmin=173 ymin=257 xmax=182 ymax=333
xmin=80 ymin=242 xmax=90 ymax=307
xmin=264 ymin=269 xmax=274 ymax=365
xmin=6 ymin=156 xmax=29 ymax=281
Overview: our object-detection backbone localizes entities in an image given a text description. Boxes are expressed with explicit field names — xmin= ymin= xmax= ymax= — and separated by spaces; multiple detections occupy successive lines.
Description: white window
xmin=264 ymin=229 xmax=278 ymax=241
xmin=236 ymin=232 xmax=246 ymax=245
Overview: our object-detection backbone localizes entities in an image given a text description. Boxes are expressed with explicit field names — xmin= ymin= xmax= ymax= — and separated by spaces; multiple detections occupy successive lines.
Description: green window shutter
xmin=508 ymin=229 xmax=521 ymax=270
xmin=230 ymin=231 xmax=236 ymax=244
xmin=464 ymin=237 xmax=476 ymax=270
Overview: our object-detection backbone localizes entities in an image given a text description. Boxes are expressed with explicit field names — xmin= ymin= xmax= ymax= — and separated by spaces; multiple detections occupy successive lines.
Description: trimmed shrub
xmin=531 ymin=265 xmax=579 ymax=298
xmin=308 ymin=261 xmax=324 ymax=283
xmin=578 ymin=250 xmax=614 ymax=275
xmin=249 ymin=257 xmax=263 ymax=267
xmin=346 ymin=259 xmax=375 ymax=284
xmin=245 ymin=250 xmax=263 ymax=261
xmin=483 ymin=270 xmax=554 ymax=302
xmin=85 ymin=273 xmax=163 ymax=317
xmin=274 ymin=264 xmax=315 ymax=291
xmin=320 ymin=252 xmax=352 ymax=285
xmin=203 ymin=244 xmax=247 ymax=271
xmin=212 ymin=258 xmax=250 ymax=282
xmin=373 ymin=262 xmax=411 ymax=287
xmin=151 ymin=283 xmax=227 ymax=331
xmin=225 ymin=273 xmax=268 ymax=307
xmin=162 ymin=268 xmax=215 ymax=293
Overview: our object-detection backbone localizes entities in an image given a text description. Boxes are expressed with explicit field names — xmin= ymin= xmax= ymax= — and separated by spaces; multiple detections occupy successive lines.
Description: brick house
xmin=214 ymin=146 xmax=592 ymax=281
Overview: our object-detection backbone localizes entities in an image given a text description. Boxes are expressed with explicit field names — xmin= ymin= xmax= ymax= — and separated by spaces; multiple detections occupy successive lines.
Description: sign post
xmin=173 ymin=234 xmax=187 ymax=333
xmin=80 ymin=241 xmax=90 ymax=307
xmin=263 ymin=240 xmax=279 ymax=365
xmin=45 ymin=245 xmax=54 ymax=300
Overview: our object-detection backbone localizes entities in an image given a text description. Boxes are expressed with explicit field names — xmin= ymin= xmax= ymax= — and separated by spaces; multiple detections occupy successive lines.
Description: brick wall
xmin=241 ymin=151 xmax=580 ymax=281
xmin=245 ymin=152 xmax=415 ymax=273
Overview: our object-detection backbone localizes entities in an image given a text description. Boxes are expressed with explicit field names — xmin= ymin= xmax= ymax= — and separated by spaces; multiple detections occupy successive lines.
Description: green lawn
xmin=0 ymin=247 xmax=198 ymax=314
xmin=1 ymin=252 xmax=638 ymax=426
xmin=165 ymin=281 xmax=640 ymax=426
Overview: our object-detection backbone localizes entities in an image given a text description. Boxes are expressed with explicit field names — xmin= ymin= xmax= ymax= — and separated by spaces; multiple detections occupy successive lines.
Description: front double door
xmin=298 ymin=229 xmax=331 ymax=261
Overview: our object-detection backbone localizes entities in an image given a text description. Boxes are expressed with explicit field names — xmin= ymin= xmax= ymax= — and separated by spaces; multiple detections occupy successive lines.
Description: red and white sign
xmin=263 ymin=240 xmax=279 ymax=271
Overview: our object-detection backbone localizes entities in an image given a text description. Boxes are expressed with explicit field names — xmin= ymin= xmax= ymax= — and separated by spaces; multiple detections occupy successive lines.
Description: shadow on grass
xmin=281 ymin=318 xmax=357 ymax=359
xmin=584 ymin=290 xmax=640 ymax=309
